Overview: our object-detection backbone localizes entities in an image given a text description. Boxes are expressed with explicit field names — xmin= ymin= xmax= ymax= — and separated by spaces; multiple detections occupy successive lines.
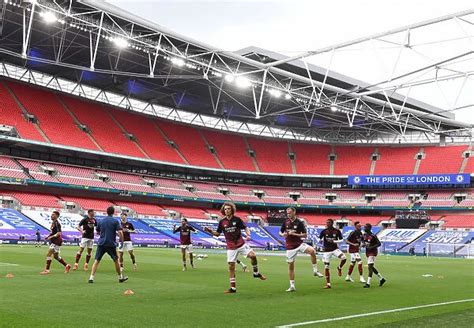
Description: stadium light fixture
xmin=171 ymin=57 xmax=185 ymax=67
xmin=331 ymin=105 xmax=338 ymax=112
xmin=112 ymin=37 xmax=129 ymax=49
xmin=40 ymin=11 xmax=58 ymax=24
xmin=268 ymin=89 xmax=282 ymax=98
xmin=235 ymin=76 xmax=252 ymax=88
xmin=284 ymin=93 xmax=292 ymax=100
xmin=224 ymin=74 xmax=235 ymax=83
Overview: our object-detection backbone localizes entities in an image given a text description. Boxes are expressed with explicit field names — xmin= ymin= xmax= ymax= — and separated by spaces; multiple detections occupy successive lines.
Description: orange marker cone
xmin=5 ymin=273 xmax=14 ymax=278
xmin=123 ymin=289 xmax=134 ymax=295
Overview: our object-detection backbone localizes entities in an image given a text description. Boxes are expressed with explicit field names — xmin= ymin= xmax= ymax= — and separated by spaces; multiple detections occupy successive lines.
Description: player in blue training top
xmin=88 ymin=206 xmax=128 ymax=284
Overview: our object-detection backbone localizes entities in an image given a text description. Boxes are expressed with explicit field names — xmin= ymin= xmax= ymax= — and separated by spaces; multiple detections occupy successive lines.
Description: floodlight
xmin=331 ymin=105 xmax=338 ymax=112
xmin=235 ymin=76 xmax=251 ymax=88
xmin=112 ymin=37 xmax=129 ymax=49
xmin=41 ymin=11 xmax=57 ymax=24
xmin=268 ymin=89 xmax=282 ymax=98
xmin=224 ymin=74 xmax=235 ymax=83
xmin=171 ymin=57 xmax=185 ymax=67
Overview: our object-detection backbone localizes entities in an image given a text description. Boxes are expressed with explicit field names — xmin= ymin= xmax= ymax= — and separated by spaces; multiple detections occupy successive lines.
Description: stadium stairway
xmin=153 ymin=121 xmax=190 ymax=165
xmin=197 ymin=129 xmax=225 ymax=169
xmin=459 ymin=144 xmax=472 ymax=174
xmin=106 ymin=109 xmax=151 ymax=159
xmin=243 ymin=136 xmax=261 ymax=172
xmin=56 ymin=95 xmax=104 ymax=151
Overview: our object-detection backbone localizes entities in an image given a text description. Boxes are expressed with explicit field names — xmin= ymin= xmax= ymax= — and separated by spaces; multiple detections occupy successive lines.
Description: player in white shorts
xmin=173 ymin=218 xmax=197 ymax=271
xmin=319 ymin=219 xmax=347 ymax=289
xmin=345 ymin=221 xmax=366 ymax=283
xmin=205 ymin=202 xmax=266 ymax=293
xmin=73 ymin=209 xmax=97 ymax=271
xmin=280 ymin=207 xmax=323 ymax=292
xmin=118 ymin=213 xmax=137 ymax=270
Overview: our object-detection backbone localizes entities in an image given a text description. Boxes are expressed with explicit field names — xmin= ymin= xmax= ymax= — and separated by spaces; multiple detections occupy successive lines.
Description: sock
xmin=230 ymin=277 xmax=236 ymax=289
xmin=45 ymin=257 xmax=52 ymax=270
xmin=325 ymin=268 xmax=330 ymax=284
xmin=57 ymin=257 xmax=67 ymax=267
xmin=183 ymin=261 xmax=186 ymax=267
xmin=358 ymin=263 xmax=363 ymax=275
xmin=376 ymin=273 xmax=383 ymax=279
xmin=85 ymin=254 xmax=91 ymax=264
xmin=252 ymin=265 xmax=259 ymax=274
xmin=237 ymin=261 xmax=245 ymax=268
xmin=130 ymin=254 xmax=136 ymax=265
xmin=118 ymin=272 xmax=124 ymax=279
xmin=339 ymin=259 xmax=347 ymax=269
xmin=290 ymin=280 xmax=295 ymax=288
xmin=312 ymin=263 xmax=319 ymax=273
xmin=348 ymin=263 xmax=354 ymax=276
xmin=89 ymin=274 xmax=94 ymax=281
xmin=367 ymin=276 xmax=372 ymax=285
xmin=75 ymin=252 xmax=82 ymax=264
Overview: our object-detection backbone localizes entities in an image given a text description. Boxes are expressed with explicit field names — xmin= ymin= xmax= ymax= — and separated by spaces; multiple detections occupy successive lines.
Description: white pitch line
xmin=0 ymin=262 xmax=19 ymax=266
xmin=276 ymin=299 xmax=474 ymax=327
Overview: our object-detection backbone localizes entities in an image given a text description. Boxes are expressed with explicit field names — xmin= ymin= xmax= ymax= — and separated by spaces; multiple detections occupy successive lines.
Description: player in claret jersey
xmin=73 ymin=209 xmax=97 ymax=271
xmin=205 ymin=202 xmax=266 ymax=293
xmin=362 ymin=223 xmax=386 ymax=288
xmin=40 ymin=211 xmax=71 ymax=274
xmin=118 ymin=213 xmax=137 ymax=271
xmin=173 ymin=218 xmax=197 ymax=271
xmin=319 ymin=219 xmax=347 ymax=289
xmin=279 ymin=207 xmax=323 ymax=292
xmin=345 ymin=221 xmax=366 ymax=283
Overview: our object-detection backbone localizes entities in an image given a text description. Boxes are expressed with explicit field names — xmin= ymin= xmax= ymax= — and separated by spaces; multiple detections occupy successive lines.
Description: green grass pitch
xmin=0 ymin=245 xmax=473 ymax=327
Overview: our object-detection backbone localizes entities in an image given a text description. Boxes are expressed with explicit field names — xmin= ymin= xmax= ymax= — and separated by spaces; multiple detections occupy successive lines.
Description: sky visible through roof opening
xmin=106 ymin=0 xmax=474 ymax=125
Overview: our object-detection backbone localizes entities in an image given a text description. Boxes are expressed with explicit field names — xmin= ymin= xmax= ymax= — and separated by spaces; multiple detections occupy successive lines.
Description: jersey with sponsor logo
xmin=79 ymin=217 xmax=97 ymax=239
xmin=121 ymin=222 xmax=135 ymax=242
xmin=363 ymin=232 xmax=380 ymax=256
xmin=319 ymin=227 xmax=343 ymax=252
xmin=347 ymin=229 xmax=363 ymax=253
xmin=174 ymin=225 xmax=196 ymax=245
xmin=217 ymin=216 xmax=246 ymax=250
xmin=48 ymin=220 xmax=62 ymax=246
xmin=280 ymin=218 xmax=306 ymax=250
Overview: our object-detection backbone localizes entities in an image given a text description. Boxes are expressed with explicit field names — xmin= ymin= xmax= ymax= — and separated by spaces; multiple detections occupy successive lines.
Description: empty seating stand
xmin=202 ymin=130 xmax=255 ymax=171
xmin=8 ymin=82 xmax=97 ymax=150
xmin=0 ymin=82 xmax=45 ymax=141
xmin=60 ymin=96 xmax=144 ymax=157
xmin=247 ymin=137 xmax=292 ymax=174
xmin=156 ymin=121 xmax=219 ymax=168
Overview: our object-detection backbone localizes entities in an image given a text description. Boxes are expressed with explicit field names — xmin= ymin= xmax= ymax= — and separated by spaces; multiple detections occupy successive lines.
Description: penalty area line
xmin=0 ymin=262 xmax=19 ymax=266
xmin=276 ymin=298 xmax=474 ymax=327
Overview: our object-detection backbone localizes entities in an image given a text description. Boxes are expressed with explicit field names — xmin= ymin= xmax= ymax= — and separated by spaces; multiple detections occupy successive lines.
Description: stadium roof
xmin=0 ymin=0 xmax=472 ymax=143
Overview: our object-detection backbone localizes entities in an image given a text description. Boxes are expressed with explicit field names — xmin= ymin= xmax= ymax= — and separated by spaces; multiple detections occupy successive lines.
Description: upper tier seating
xmin=8 ymin=82 xmax=97 ymax=150
xmin=60 ymin=96 xmax=144 ymax=157
xmin=247 ymin=138 xmax=292 ymax=173
xmin=0 ymin=82 xmax=45 ymax=141
xmin=156 ymin=121 xmax=219 ymax=168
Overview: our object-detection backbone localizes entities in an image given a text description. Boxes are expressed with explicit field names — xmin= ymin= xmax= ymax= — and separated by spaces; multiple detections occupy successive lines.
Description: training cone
xmin=123 ymin=289 xmax=135 ymax=295
xmin=5 ymin=273 xmax=14 ymax=278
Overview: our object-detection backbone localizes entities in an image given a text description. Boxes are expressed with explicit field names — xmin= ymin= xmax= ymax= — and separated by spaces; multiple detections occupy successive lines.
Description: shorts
xmin=95 ymin=245 xmax=118 ymax=261
xmin=227 ymin=244 xmax=253 ymax=263
xmin=367 ymin=255 xmax=377 ymax=264
xmin=79 ymin=238 xmax=94 ymax=249
xmin=349 ymin=252 xmax=362 ymax=262
xmin=180 ymin=244 xmax=193 ymax=253
xmin=48 ymin=243 xmax=60 ymax=253
xmin=118 ymin=241 xmax=133 ymax=252
xmin=322 ymin=249 xmax=345 ymax=263
xmin=286 ymin=243 xmax=312 ymax=263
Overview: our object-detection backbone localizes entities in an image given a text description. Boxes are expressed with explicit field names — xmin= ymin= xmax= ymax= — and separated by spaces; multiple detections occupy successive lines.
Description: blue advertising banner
xmin=348 ymin=173 xmax=470 ymax=186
